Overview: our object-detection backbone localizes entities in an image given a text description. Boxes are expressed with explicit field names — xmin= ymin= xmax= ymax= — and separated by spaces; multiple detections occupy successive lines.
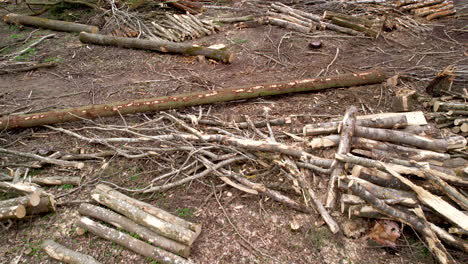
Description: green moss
xmin=62 ymin=184 xmax=74 ymax=190
xmin=14 ymin=47 xmax=36 ymax=61
xmin=44 ymin=56 xmax=63 ymax=63
xmin=9 ymin=33 xmax=24 ymax=39
xmin=176 ymin=208 xmax=194 ymax=219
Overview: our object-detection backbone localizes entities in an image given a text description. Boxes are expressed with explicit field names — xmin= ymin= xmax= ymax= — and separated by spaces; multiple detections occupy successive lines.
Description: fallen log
xmin=3 ymin=13 xmax=99 ymax=33
xmin=95 ymin=184 xmax=201 ymax=234
xmin=78 ymin=203 xmax=191 ymax=257
xmin=434 ymin=101 xmax=468 ymax=112
xmin=91 ymin=188 xmax=197 ymax=246
xmin=0 ymin=62 xmax=57 ymax=75
xmin=41 ymin=239 xmax=100 ymax=264
xmin=0 ymin=193 xmax=41 ymax=208
xmin=26 ymin=195 xmax=56 ymax=215
xmin=0 ymin=205 xmax=26 ymax=220
xmin=325 ymin=106 xmax=357 ymax=209
xmin=330 ymin=17 xmax=378 ymax=38
xmin=0 ymin=69 xmax=385 ymax=130
xmin=323 ymin=11 xmax=375 ymax=27
xmin=266 ymin=17 xmax=312 ymax=33
xmin=352 ymin=165 xmax=411 ymax=191
xmin=400 ymin=0 xmax=445 ymax=11
xmin=0 ymin=181 xmax=42 ymax=194
xmin=77 ymin=217 xmax=193 ymax=264
xmin=426 ymin=8 xmax=456 ymax=20
xmin=79 ymin=32 xmax=233 ymax=64
xmin=413 ymin=1 xmax=453 ymax=16
xmin=7 ymin=176 xmax=81 ymax=186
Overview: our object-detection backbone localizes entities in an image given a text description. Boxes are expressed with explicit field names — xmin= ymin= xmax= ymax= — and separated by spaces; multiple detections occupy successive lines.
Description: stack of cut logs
xmin=76 ymin=184 xmax=200 ymax=264
xmin=147 ymin=14 xmax=219 ymax=42
xmin=305 ymin=109 xmax=468 ymax=262
xmin=397 ymin=0 xmax=456 ymax=20
xmin=0 ymin=181 xmax=56 ymax=223
xmin=427 ymin=99 xmax=468 ymax=135
xmin=266 ymin=2 xmax=383 ymax=37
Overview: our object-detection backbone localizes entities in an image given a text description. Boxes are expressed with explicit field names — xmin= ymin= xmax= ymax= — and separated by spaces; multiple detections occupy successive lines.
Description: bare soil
xmin=0 ymin=1 xmax=467 ymax=264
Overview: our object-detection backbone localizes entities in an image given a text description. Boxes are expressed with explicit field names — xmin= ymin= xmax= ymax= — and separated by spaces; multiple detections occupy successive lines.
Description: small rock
xmin=309 ymin=41 xmax=322 ymax=49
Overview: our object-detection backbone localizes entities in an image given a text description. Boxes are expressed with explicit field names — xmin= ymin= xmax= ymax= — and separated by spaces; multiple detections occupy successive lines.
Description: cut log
xmin=266 ymin=17 xmax=312 ymax=33
xmin=429 ymin=223 xmax=468 ymax=253
xmin=95 ymin=184 xmax=201 ymax=234
xmin=0 ymin=181 xmax=42 ymax=194
xmin=0 ymin=193 xmax=41 ymax=207
xmin=325 ymin=106 xmax=357 ymax=209
xmin=0 ymin=205 xmax=26 ymax=219
xmin=391 ymin=88 xmax=416 ymax=112
xmin=323 ymin=11 xmax=375 ymax=27
xmin=400 ymin=0 xmax=445 ymax=11
xmin=353 ymin=165 xmax=411 ymax=191
xmin=26 ymin=195 xmax=56 ymax=215
xmin=396 ymin=0 xmax=420 ymax=7
xmin=41 ymin=239 xmax=100 ymax=264
xmin=78 ymin=203 xmax=190 ymax=257
xmin=80 ymin=32 xmax=233 ymax=64
xmin=347 ymin=204 xmax=445 ymax=224
xmin=77 ymin=217 xmax=193 ymax=264
xmin=426 ymin=66 xmax=456 ymax=97
xmin=3 ymin=13 xmax=99 ymax=33
xmin=434 ymin=101 xmax=468 ymax=112
xmin=383 ymin=164 xmax=468 ymax=230
xmin=426 ymin=8 xmax=456 ymax=20
xmin=413 ymin=2 xmax=452 ymax=17
xmin=91 ymin=188 xmax=196 ymax=246
xmin=330 ymin=17 xmax=378 ymax=38
xmin=303 ymin=114 xmax=409 ymax=136
xmin=0 ymin=69 xmax=385 ymax=130
xmin=23 ymin=176 xmax=81 ymax=186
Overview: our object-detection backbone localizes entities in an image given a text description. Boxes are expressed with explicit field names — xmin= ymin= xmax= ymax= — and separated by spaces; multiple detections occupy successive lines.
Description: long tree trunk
xmin=79 ymin=32 xmax=234 ymax=63
xmin=0 ymin=69 xmax=385 ymax=130
xmin=3 ymin=13 xmax=99 ymax=33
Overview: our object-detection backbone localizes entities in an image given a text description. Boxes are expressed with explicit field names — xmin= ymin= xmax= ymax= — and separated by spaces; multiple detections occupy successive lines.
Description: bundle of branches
xmin=306 ymin=106 xmax=467 ymax=263
xmin=397 ymin=0 xmax=456 ymax=20
xmin=75 ymin=184 xmax=200 ymax=263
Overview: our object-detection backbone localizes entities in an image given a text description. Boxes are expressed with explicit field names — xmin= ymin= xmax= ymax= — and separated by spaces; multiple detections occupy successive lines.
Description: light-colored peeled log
xmin=3 ymin=13 xmax=99 ymax=33
xmin=434 ymin=101 xmax=468 ymax=112
xmin=429 ymin=223 xmax=468 ymax=253
xmin=91 ymin=189 xmax=196 ymax=246
xmin=266 ymin=17 xmax=312 ymax=33
xmin=0 ymin=205 xmax=26 ymax=219
xmin=26 ymin=176 xmax=80 ymax=186
xmin=79 ymin=32 xmax=234 ymax=64
xmin=426 ymin=8 xmax=456 ymax=20
xmin=77 ymin=217 xmax=193 ymax=264
xmin=41 ymin=239 xmax=100 ymax=264
xmin=78 ymin=203 xmax=191 ymax=257
xmin=0 ymin=192 xmax=41 ymax=207
xmin=95 ymin=184 xmax=201 ymax=234
xmin=413 ymin=1 xmax=453 ymax=16
xmin=0 ymin=181 xmax=42 ymax=194
xmin=400 ymin=0 xmax=444 ymax=11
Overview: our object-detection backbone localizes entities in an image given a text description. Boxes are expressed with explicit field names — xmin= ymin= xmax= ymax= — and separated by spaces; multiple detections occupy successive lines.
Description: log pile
xmin=77 ymin=184 xmax=200 ymax=264
xmin=305 ymin=107 xmax=467 ymax=263
xmin=426 ymin=98 xmax=468 ymax=135
xmin=396 ymin=0 xmax=456 ymax=20
xmin=0 ymin=181 xmax=56 ymax=224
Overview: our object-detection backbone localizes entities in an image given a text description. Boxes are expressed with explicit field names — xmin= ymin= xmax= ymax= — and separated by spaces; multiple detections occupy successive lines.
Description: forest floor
xmin=0 ymin=0 xmax=467 ymax=263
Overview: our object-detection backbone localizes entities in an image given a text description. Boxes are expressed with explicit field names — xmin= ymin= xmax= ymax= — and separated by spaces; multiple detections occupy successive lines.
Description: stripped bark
xmin=78 ymin=203 xmax=191 ymax=257
xmin=3 ymin=13 xmax=99 ymax=33
xmin=0 ymin=69 xmax=385 ymax=130
xmin=80 ymin=32 xmax=233 ymax=63
xmin=325 ymin=106 xmax=357 ymax=209
xmin=77 ymin=217 xmax=193 ymax=264
xmin=41 ymin=239 xmax=100 ymax=264
xmin=91 ymin=189 xmax=196 ymax=246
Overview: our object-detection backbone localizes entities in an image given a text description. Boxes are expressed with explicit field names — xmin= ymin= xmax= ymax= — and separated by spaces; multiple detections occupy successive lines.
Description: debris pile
xmin=397 ymin=0 xmax=456 ymax=20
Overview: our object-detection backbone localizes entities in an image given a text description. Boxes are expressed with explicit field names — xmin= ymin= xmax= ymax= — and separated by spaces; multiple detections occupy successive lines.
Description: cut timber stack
xmin=396 ymin=0 xmax=456 ymax=20
xmin=77 ymin=184 xmax=200 ymax=264
xmin=303 ymin=107 xmax=468 ymax=264
xmin=426 ymin=98 xmax=468 ymax=136
xmin=0 ymin=182 xmax=56 ymax=221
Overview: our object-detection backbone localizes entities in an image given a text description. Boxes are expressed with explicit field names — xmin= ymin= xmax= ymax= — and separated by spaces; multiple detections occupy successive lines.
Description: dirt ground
xmin=0 ymin=1 xmax=467 ymax=263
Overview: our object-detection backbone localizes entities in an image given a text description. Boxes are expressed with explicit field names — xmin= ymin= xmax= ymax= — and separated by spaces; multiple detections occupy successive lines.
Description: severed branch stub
xmin=41 ymin=239 xmax=100 ymax=264
xmin=325 ymin=105 xmax=358 ymax=209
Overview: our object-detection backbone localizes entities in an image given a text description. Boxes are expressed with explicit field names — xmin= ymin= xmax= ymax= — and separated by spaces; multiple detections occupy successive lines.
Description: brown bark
xmin=0 ymin=69 xmax=385 ymax=130
xmin=426 ymin=8 xmax=456 ymax=20
xmin=352 ymin=165 xmax=410 ymax=191
xmin=78 ymin=203 xmax=191 ymax=257
xmin=413 ymin=2 xmax=452 ymax=17
xmin=0 ymin=205 xmax=26 ymax=219
xmin=325 ymin=106 xmax=357 ymax=209
xmin=95 ymin=184 xmax=201 ymax=234
xmin=303 ymin=114 xmax=409 ymax=136
xmin=434 ymin=101 xmax=468 ymax=112
xmin=91 ymin=188 xmax=197 ymax=246
xmin=80 ymin=32 xmax=233 ymax=64
xmin=0 ymin=193 xmax=41 ymax=207
xmin=400 ymin=0 xmax=444 ymax=11
xmin=3 ymin=13 xmax=99 ymax=33
xmin=41 ymin=239 xmax=100 ymax=264
xmin=429 ymin=223 xmax=468 ymax=253
xmin=323 ymin=11 xmax=375 ymax=27
xmin=77 ymin=217 xmax=193 ymax=264
xmin=168 ymin=1 xmax=204 ymax=14
xmin=396 ymin=0 xmax=420 ymax=7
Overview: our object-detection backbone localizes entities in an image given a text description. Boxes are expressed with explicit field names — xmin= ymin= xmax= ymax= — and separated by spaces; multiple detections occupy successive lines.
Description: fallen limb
xmin=77 ymin=217 xmax=193 ymax=264
xmin=0 ymin=147 xmax=84 ymax=169
xmin=8 ymin=34 xmax=56 ymax=58
xmin=3 ymin=13 xmax=99 ymax=33
xmin=78 ymin=203 xmax=190 ymax=257
xmin=79 ymin=32 xmax=233 ymax=63
xmin=22 ymin=176 xmax=80 ymax=186
xmin=41 ymin=239 xmax=100 ymax=264
xmin=0 ymin=69 xmax=385 ymax=130
xmin=325 ymin=106 xmax=357 ymax=209
xmin=0 ymin=61 xmax=57 ymax=75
